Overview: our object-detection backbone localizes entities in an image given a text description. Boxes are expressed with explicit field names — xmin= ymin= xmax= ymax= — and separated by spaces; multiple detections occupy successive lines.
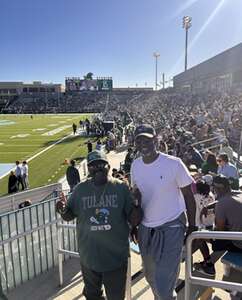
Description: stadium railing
xmin=0 ymin=159 xmax=88 ymax=214
xmin=185 ymin=231 xmax=242 ymax=300
xmin=191 ymin=136 xmax=242 ymax=166
xmin=0 ymin=197 xmax=77 ymax=292
xmin=0 ymin=183 xmax=62 ymax=214
xmin=57 ymin=222 xmax=133 ymax=300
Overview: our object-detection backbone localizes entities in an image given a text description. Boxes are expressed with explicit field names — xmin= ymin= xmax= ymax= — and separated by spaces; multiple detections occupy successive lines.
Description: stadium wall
xmin=173 ymin=43 xmax=242 ymax=93
xmin=0 ymin=81 xmax=62 ymax=96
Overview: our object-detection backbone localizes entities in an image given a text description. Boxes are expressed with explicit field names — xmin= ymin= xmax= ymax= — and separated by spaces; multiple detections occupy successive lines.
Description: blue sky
xmin=0 ymin=0 xmax=242 ymax=88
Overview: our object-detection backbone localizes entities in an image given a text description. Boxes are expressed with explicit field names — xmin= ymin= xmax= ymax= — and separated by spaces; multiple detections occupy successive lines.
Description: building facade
xmin=173 ymin=43 xmax=242 ymax=93
xmin=0 ymin=81 xmax=62 ymax=96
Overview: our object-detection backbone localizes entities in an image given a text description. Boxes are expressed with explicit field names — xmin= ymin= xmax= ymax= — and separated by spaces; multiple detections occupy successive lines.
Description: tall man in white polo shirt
xmin=131 ymin=124 xmax=196 ymax=300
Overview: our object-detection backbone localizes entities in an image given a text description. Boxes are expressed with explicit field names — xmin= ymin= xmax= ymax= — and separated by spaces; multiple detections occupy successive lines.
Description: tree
xmin=84 ymin=72 xmax=93 ymax=80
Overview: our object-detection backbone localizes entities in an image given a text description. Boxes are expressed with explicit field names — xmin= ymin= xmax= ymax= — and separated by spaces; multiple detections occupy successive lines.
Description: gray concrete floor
xmin=6 ymin=250 xmax=242 ymax=300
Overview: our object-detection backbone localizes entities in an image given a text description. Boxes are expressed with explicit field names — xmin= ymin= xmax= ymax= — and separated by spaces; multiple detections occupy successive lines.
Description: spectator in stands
xmin=219 ymin=139 xmax=234 ymax=163
xmin=212 ymin=175 xmax=242 ymax=253
xmin=15 ymin=161 xmax=24 ymax=191
xmin=66 ymin=160 xmax=80 ymax=192
xmin=8 ymin=171 xmax=18 ymax=194
xmin=22 ymin=161 xmax=29 ymax=189
xmin=131 ymin=124 xmax=196 ymax=300
xmin=159 ymin=140 xmax=168 ymax=154
xmin=194 ymin=180 xmax=215 ymax=229
xmin=185 ymin=144 xmax=204 ymax=169
xmin=96 ymin=139 xmax=102 ymax=151
xmin=196 ymin=175 xmax=242 ymax=276
xmin=56 ymin=150 xmax=142 ymax=300
xmin=123 ymin=147 xmax=134 ymax=173
xmin=201 ymin=152 xmax=218 ymax=175
xmin=172 ymin=142 xmax=183 ymax=158
xmin=217 ymin=154 xmax=239 ymax=189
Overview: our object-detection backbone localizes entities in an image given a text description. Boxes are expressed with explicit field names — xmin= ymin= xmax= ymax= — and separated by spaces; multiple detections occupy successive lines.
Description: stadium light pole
xmin=153 ymin=52 xmax=160 ymax=90
xmin=183 ymin=16 xmax=192 ymax=71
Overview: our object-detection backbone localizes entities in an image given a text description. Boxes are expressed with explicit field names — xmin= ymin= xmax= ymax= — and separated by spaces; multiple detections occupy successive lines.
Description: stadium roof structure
xmin=173 ymin=42 xmax=242 ymax=93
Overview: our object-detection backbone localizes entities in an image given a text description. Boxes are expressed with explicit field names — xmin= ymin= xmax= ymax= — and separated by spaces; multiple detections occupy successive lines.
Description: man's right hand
xmin=131 ymin=185 xmax=142 ymax=206
xmin=130 ymin=227 xmax=138 ymax=244
xmin=56 ymin=192 xmax=67 ymax=214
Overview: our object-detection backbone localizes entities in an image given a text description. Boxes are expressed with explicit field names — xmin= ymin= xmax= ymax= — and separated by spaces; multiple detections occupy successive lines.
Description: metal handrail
xmin=185 ymin=231 xmax=242 ymax=300
xmin=56 ymin=222 xmax=132 ymax=300
xmin=191 ymin=136 xmax=220 ymax=147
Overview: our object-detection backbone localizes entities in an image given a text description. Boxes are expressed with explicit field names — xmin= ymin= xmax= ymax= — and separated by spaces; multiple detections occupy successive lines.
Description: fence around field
xmin=0 ymin=183 xmax=61 ymax=214
xmin=0 ymin=159 xmax=89 ymax=293
xmin=0 ymin=196 xmax=77 ymax=292
xmin=0 ymin=159 xmax=88 ymax=214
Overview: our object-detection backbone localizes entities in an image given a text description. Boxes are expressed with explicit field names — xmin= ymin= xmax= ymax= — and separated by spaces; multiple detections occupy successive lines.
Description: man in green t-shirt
xmin=56 ymin=150 xmax=142 ymax=300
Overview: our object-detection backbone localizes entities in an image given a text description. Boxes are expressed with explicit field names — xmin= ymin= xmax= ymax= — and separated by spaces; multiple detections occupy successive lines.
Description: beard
xmin=92 ymin=169 xmax=109 ymax=185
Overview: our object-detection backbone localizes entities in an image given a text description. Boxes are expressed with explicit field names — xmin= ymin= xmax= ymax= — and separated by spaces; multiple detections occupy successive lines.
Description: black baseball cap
xmin=134 ymin=124 xmax=156 ymax=139
xmin=213 ymin=175 xmax=230 ymax=189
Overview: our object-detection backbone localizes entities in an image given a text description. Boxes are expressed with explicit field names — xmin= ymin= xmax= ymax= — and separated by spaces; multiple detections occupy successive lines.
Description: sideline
xmin=0 ymin=130 xmax=84 ymax=181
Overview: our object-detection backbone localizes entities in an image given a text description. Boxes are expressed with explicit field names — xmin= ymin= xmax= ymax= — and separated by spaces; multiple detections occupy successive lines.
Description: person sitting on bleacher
xmin=217 ymin=153 xmax=239 ymax=190
xmin=194 ymin=180 xmax=215 ymax=229
xmin=195 ymin=175 xmax=242 ymax=276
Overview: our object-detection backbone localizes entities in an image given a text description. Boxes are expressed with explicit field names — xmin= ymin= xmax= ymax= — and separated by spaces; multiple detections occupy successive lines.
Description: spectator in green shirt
xmin=201 ymin=152 xmax=218 ymax=175
xmin=56 ymin=150 xmax=142 ymax=300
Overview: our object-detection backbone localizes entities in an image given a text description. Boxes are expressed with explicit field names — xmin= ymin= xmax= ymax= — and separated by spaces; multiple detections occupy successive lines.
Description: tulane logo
xmin=90 ymin=208 xmax=111 ymax=231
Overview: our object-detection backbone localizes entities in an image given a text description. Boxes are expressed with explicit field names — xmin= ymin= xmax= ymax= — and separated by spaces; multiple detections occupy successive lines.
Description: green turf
xmin=0 ymin=114 xmax=94 ymax=196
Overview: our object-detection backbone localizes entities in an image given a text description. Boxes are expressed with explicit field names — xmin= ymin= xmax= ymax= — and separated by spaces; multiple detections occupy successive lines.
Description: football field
xmin=0 ymin=114 xmax=93 ymax=196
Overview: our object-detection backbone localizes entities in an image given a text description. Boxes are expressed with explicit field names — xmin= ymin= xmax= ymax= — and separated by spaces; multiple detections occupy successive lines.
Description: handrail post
xmin=185 ymin=234 xmax=193 ymax=300
xmin=57 ymin=219 xmax=63 ymax=286
xmin=125 ymin=255 xmax=132 ymax=300
xmin=185 ymin=231 xmax=242 ymax=299
xmin=11 ymin=195 xmax=15 ymax=210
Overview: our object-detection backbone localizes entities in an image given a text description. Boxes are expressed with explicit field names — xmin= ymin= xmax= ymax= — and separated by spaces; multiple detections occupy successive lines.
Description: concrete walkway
xmin=59 ymin=147 xmax=127 ymax=192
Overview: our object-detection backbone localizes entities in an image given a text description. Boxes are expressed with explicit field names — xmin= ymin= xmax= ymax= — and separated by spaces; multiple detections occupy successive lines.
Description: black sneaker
xmin=194 ymin=261 xmax=215 ymax=276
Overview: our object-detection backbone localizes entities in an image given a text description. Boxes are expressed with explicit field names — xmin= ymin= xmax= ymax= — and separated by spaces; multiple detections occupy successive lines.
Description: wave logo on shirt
xmin=90 ymin=208 xmax=111 ymax=231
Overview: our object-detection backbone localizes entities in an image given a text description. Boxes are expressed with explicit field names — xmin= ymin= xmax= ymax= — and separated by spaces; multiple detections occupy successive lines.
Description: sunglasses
xmin=88 ymin=162 xmax=108 ymax=169
xmin=217 ymin=159 xmax=222 ymax=162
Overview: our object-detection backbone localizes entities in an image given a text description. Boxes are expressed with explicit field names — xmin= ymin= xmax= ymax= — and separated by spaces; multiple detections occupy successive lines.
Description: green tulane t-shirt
xmin=67 ymin=177 xmax=133 ymax=272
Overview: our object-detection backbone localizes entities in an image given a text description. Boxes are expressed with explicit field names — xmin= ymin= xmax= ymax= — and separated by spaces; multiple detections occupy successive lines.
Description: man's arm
xmin=128 ymin=206 xmax=143 ymax=228
xmin=127 ymin=185 xmax=143 ymax=227
xmin=181 ymin=184 xmax=196 ymax=227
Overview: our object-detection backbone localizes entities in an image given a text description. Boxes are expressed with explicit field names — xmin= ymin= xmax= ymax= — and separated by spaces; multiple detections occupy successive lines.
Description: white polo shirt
xmin=131 ymin=153 xmax=194 ymax=227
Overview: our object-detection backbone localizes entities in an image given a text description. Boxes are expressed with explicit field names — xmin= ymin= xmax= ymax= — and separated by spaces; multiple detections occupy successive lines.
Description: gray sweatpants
xmin=138 ymin=213 xmax=186 ymax=300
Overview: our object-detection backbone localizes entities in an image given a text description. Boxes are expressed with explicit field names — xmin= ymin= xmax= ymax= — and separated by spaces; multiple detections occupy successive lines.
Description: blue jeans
xmin=138 ymin=214 xmax=186 ymax=300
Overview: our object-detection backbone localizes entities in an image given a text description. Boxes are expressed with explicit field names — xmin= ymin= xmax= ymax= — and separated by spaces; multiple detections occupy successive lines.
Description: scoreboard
xmin=65 ymin=77 xmax=113 ymax=92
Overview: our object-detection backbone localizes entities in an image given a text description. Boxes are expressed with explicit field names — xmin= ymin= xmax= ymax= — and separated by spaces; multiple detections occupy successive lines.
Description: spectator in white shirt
xmin=15 ymin=160 xmax=24 ymax=191
xmin=22 ymin=161 xmax=29 ymax=189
